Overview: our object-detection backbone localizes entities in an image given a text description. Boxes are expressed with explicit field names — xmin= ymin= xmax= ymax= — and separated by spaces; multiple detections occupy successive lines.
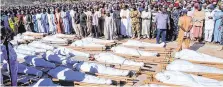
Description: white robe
xmin=122 ymin=40 xmax=165 ymax=48
xmin=167 ymin=59 xmax=223 ymax=74
xmin=36 ymin=13 xmax=44 ymax=33
xmin=204 ymin=10 xmax=215 ymax=42
xmin=155 ymin=71 xmax=223 ymax=87
xmin=104 ymin=16 xmax=116 ymax=40
xmin=175 ymin=49 xmax=223 ymax=63
xmin=48 ymin=66 xmax=112 ymax=84
xmin=70 ymin=10 xmax=76 ymax=32
xmin=47 ymin=13 xmax=56 ymax=33
xmin=141 ymin=11 xmax=152 ymax=36
xmin=120 ymin=9 xmax=131 ymax=36
xmin=94 ymin=53 xmax=144 ymax=67
xmin=111 ymin=46 xmax=158 ymax=57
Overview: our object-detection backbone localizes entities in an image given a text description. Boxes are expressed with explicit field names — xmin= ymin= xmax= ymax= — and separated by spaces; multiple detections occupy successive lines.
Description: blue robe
xmin=32 ymin=15 xmax=38 ymax=32
xmin=213 ymin=10 xmax=223 ymax=42
xmin=66 ymin=11 xmax=72 ymax=34
xmin=1 ymin=43 xmax=18 ymax=86
xmin=61 ymin=11 xmax=70 ymax=34
xmin=41 ymin=13 xmax=49 ymax=33
xmin=3 ymin=15 xmax=11 ymax=30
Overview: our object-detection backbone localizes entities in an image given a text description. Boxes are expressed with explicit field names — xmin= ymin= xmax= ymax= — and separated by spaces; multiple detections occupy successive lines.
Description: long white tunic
xmin=141 ymin=11 xmax=152 ymax=36
xmin=175 ymin=49 xmax=223 ymax=63
xmin=36 ymin=13 xmax=44 ymax=33
xmin=205 ymin=10 xmax=215 ymax=30
xmin=155 ymin=71 xmax=223 ymax=87
xmin=120 ymin=9 xmax=131 ymax=36
xmin=104 ymin=16 xmax=116 ymax=40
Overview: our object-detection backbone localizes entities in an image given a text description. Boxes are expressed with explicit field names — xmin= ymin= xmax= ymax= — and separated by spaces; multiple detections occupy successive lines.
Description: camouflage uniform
xmin=130 ymin=10 xmax=141 ymax=37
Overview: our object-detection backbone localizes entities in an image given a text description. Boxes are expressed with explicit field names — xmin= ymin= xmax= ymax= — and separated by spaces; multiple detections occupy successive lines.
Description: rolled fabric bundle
xmin=175 ymin=49 xmax=223 ymax=63
xmin=166 ymin=60 xmax=223 ymax=74
xmin=17 ymin=44 xmax=47 ymax=53
xmin=28 ymin=41 xmax=55 ymax=50
xmin=54 ymin=47 xmax=90 ymax=58
xmin=43 ymin=51 xmax=78 ymax=65
xmin=14 ymin=48 xmax=37 ymax=55
xmin=24 ymin=56 xmax=56 ymax=68
xmin=140 ymin=84 xmax=170 ymax=87
xmin=41 ymin=36 xmax=68 ymax=44
xmin=82 ymin=37 xmax=115 ymax=44
xmin=94 ymin=53 xmax=144 ymax=67
xmin=111 ymin=46 xmax=158 ymax=57
xmin=73 ymin=61 xmax=130 ymax=76
xmin=122 ymin=40 xmax=165 ymax=48
xmin=32 ymin=78 xmax=60 ymax=86
xmin=48 ymin=66 xmax=112 ymax=84
xmin=155 ymin=70 xmax=223 ymax=87
xmin=2 ymin=63 xmax=43 ymax=77
xmin=53 ymin=34 xmax=76 ymax=38
xmin=70 ymin=40 xmax=105 ymax=47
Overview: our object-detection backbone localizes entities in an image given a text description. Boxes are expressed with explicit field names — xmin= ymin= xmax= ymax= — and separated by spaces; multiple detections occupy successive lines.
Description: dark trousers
xmin=156 ymin=29 xmax=167 ymax=44
xmin=92 ymin=25 xmax=98 ymax=38
xmin=80 ymin=24 xmax=87 ymax=37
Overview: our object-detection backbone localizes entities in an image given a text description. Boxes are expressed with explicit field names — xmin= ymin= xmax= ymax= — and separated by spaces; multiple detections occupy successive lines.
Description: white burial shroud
xmin=48 ymin=66 xmax=112 ymax=84
xmin=16 ymin=44 xmax=47 ymax=53
xmin=44 ymin=51 xmax=130 ymax=76
xmin=41 ymin=36 xmax=68 ymax=44
xmin=71 ymin=40 xmax=105 ymax=47
xmin=32 ymin=78 xmax=59 ymax=86
xmin=122 ymin=40 xmax=165 ymax=47
xmin=54 ymin=47 xmax=90 ymax=58
xmin=82 ymin=37 xmax=115 ymax=44
xmin=175 ymin=49 xmax=223 ymax=63
xmin=94 ymin=53 xmax=144 ymax=67
xmin=155 ymin=71 xmax=223 ymax=87
xmin=111 ymin=46 xmax=158 ymax=57
xmin=166 ymin=59 xmax=223 ymax=74
xmin=24 ymin=56 xmax=56 ymax=68
xmin=74 ymin=61 xmax=130 ymax=76
xmin=14 ymin=48 xmax=37 ymax=56
xmin=28 ymin=41 xmax=55 ymax=50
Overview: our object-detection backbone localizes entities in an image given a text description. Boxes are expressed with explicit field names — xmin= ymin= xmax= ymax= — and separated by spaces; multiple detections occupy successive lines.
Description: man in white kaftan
xmin=120 ymin=5 xmax=131 ymax=37
xmin=104 ymin=11 xmax=116 ymax=40
xmin=141 ymin=7 xmax=152 ymax=38
xmin=204 ymin=5 xmax=215 ymax=42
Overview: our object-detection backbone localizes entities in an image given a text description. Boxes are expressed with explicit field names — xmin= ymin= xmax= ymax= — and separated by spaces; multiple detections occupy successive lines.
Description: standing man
xmin=171 ymin=6 xmax=181 ymax=41
xmin=130 ymin=5 xmax=141 ymax=39
xmin=204 ymin=5 xmax=215 ymax=42
xmin=155 ymin=6 xmax=170 ymax=44
xmin=61 ymin=8 xmax=70 ymax=34
xmin=74 ymin=8 xmax=81 ymax=38
xmin=141 ymin=6 xmax=152 ymax=39
xmin=47 ymin=8 xmax=56 ymax=34
xmin=113 ymin=6 xmax=121 ymax=37
xmin=41 ymin=8 xmax=49 ymax=33
xmin=92 ymin=9 xmax=99 ymax=38
xmin=176 ymin=9 xmax=193 ymax=51
xmin=70 ymin=7 xmax=76 ymax=35
xmin=120 ymin=5 xmax=131 ymax=37
xmin=55 ymin=8 xmax=62 ymax=33
xmin=104 ymin=11 xmax=116 ymax=40
xmin=24 ymin=10 xmax=32 ymax=32
xmin=80 ymin=9 xmax=87 ymax=37
xmin=213 ymin=4 xmax=223 ymax=43
xmin=151 ymin=5 xmax=159 ymax=38
xmin=191 ymin=3 xmax=205 ymax=42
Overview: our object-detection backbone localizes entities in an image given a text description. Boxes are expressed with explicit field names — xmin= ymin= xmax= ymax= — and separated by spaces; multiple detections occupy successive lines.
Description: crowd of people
xmin=1 ymin=0 xmax=223 ymax=51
